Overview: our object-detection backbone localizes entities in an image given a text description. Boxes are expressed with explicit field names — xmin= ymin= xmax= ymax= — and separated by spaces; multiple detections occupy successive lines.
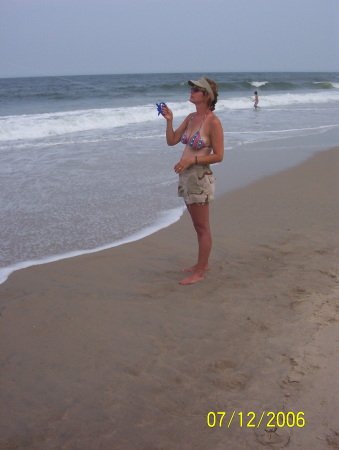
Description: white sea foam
xmin=0 ymin=101 xmax=193 ymax=143
xmin=250 ymin=81 xmax=268 ymax=88
xmin=219 ymin=91 xmax=339 ymax=110
xmin=224 ymin=124 xmax=338 ymax=135
xmin=0 ymin=205 xmax=185 ymax=285
xmin=0 ymin=105 xmax=157 ymax=141
xmin=1 ymin=91 xmax=338 ymax=144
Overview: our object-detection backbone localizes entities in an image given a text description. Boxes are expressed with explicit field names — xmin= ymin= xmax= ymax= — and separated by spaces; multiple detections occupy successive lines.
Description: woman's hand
xmin=161 ymin=104 xmax=173 ymax=121
xmin=174 ymin=157 xmax=194 ymax=174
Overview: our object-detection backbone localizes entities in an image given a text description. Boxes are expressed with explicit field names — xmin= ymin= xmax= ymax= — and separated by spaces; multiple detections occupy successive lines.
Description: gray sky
xmin=1 ymin=0 xmax=338 ymax=77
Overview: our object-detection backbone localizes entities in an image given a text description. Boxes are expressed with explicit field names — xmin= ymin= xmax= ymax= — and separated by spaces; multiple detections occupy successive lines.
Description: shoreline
xmin=1 ymin=127 xmax=338 ymax=285
xmin=0 ymin=146 xmax=338 ymax=449
xmin=0 ymin=206 xmax=185 ymax=285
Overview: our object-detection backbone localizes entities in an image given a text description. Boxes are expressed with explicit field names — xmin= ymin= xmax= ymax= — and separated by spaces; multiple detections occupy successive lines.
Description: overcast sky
xmin=1 ymin=0 xmax=338 ymax=78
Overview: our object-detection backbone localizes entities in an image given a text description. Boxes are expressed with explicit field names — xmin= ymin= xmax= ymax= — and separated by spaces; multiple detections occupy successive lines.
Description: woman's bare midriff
xmin=181 ymin=145 xmax=212 ymax=161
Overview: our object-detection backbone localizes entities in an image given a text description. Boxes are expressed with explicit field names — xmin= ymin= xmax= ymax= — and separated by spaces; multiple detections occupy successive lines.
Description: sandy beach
xmin=0 ymin=146 xmax=338 ymax=449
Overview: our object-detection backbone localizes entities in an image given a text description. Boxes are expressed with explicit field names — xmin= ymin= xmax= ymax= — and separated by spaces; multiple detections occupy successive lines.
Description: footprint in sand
xmin=207 ymin=359 xmax=249 ymax=390
xmin=254 ymin=427 xmax=290 ymax=447
xmin=326 ymin=429 xmax=339 ymax=447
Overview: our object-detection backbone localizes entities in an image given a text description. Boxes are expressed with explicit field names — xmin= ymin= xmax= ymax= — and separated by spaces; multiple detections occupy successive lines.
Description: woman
xmin=161 ymin=77 xmax=224 ymax=285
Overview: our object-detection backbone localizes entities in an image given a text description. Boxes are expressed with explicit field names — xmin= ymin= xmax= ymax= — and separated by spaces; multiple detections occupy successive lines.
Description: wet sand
xmin=0 ymin=147 xmax=338 ymax=449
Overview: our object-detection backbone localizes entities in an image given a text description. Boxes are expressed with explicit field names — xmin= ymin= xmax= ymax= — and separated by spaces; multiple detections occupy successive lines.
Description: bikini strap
xmin=199 ymin=113 xmax=208 ymax=130
xmin=188 ymin=114 xmax=195 ymax=125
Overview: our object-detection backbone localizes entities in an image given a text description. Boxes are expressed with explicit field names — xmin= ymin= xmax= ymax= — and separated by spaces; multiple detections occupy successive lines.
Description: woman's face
xmin=189 ymin=86 xmax=209 ymax=105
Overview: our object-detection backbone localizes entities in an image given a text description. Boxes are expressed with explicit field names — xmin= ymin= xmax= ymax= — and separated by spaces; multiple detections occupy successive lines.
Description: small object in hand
xmin=156 ymin=102 xmax=167 ymax=116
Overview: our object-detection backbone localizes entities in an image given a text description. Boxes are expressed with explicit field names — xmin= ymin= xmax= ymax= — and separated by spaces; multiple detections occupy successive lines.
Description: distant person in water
xmin=161 ymin=77 xmax=224 ymax=285
xmin=253 ymin=91 xmax=260 ymax=109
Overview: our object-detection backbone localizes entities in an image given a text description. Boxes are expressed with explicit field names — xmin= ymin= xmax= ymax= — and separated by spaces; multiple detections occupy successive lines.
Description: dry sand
xmin=0 ymin=147 xmax=338 ymax=450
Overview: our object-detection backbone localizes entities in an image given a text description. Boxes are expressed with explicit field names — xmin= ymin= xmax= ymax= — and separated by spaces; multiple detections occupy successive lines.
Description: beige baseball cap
xmin=188 ymin=77 xmax=215 ymax=102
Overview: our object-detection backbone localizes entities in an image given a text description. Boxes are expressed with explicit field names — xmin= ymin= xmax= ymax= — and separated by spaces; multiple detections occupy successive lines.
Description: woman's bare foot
xmin=179 ymin=272 xmax=205 ymax=285
xmin=182 ymin=264 xmax=210 ymax=273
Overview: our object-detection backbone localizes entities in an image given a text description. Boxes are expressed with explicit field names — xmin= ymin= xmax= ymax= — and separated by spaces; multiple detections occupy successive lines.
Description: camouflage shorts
xmin=178 ymin=164 xmax=215 ymax=205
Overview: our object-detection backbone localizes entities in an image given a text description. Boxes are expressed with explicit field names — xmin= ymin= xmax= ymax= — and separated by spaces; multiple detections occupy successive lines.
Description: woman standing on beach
xmin=161 ymin=77 xmax=224 ymax=285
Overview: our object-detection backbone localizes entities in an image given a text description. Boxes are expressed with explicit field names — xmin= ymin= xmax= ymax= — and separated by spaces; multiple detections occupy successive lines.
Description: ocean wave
xmin=0 ymin=101 xmax=194 ymax=142
xmin=1 ymin=91 xmax=338 ymax=143
xmin=220 ymin=91 xmax=339 ymax=110
xmin=0 ymin=105 xmax=161 ymax=141
xmin=217 ymin=80 xmax=300 ymax=91
xmin=313 ymin=81 xmax=339 ymax=89
xmin=249 ymin=81 xmax=269 ymax=88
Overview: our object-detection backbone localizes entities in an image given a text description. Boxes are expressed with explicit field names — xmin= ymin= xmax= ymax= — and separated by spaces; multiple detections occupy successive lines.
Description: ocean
xmin=1 ymin=72 xmax=339 ymax=283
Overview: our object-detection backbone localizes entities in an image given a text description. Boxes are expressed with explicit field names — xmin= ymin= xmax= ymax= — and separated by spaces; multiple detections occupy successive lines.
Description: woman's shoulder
xmin=209 ymin=113 xmax=223 ymax=129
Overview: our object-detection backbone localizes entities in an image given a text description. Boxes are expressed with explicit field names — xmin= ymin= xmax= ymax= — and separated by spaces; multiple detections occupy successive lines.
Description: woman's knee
xmin=194 ymin=221 xmax=211 ymax=236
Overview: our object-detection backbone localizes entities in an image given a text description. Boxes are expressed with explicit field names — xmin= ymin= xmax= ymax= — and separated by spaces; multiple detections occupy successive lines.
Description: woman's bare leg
xmin=180 ymin=203 xmax=212 ymax=285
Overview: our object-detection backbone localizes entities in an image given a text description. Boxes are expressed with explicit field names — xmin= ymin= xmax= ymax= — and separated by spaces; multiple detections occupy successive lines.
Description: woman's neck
xmin=195 ymin=104 xmax=211 ymax=116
